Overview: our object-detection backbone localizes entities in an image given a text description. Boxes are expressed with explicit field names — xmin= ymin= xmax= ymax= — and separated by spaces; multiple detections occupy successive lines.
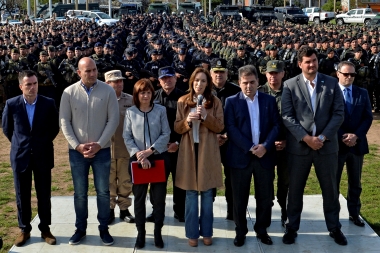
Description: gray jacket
xmin=123 ymin=103 xmax=170 ymax=157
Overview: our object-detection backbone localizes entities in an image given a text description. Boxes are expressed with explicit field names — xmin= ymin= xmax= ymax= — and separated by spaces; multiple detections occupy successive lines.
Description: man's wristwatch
xmin=175 ymin=141 xmax=179 ymax=146
xmin=318 ymin=135 xmax=326 ymax=142
xmin=150 ymin=146 xmax=156 ymax=153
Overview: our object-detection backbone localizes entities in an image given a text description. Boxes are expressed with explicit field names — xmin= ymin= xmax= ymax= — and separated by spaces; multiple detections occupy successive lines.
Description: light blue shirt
xmin=23 ymin=95 xmax=38 ymax=128
xmin=338 ymin=83 xmax=353 ymax=104
xmin=80 ymin=81 xmax=97 ymax=96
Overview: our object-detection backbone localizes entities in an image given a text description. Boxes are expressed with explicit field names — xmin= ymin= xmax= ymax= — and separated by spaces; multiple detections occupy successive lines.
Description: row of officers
xmin=3 ymin=48 xmax=372 ymax=248
xmin=2 ymin=35 xmax=380 ymax=115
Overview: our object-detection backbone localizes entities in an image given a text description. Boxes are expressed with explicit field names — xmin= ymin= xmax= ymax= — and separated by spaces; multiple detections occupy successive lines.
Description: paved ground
xmin=8 ymin=195 xmax=380 ymax=253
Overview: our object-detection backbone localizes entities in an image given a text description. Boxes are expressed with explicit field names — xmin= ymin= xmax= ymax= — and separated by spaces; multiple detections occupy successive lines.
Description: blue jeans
xmin=185 ymin=189 xmax=213 ymax=239
xmin=69 ymin=148 xmax=111 ymax=232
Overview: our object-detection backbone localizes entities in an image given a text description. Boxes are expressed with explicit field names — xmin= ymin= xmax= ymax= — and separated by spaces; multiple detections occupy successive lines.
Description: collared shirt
xmin=80 ymin=81 xmax=97 ymax=96
xmin=243 ymin=91 xmax=260 ymax=149
xmin=190 ymin=96 xmax=206 ymax=143
xmin=338 ymin=83 xmax=353 ymax=104
xmin=23 ymin=95 xmax=38 ymax=128
xmin=303 ymin=74 xmax=318 ymax=136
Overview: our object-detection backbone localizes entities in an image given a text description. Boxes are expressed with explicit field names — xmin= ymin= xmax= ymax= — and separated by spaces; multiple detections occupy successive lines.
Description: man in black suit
xmin=2 ymin=70 xmax=59 ymax=247
xmin=281 ymin=47 xmax=347 ymax=245
xmin=336 ymin=61 xmax=373 ymax=227
xmin=225 ymin=65 xmax=281 ymax=247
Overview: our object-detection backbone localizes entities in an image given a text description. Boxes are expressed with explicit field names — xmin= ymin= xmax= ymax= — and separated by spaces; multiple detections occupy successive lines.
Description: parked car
xmin=303 ymin=7 xmax=335 ymax=24
xmin=249 ymin=5 xmax=277 ymax=24
xmin=31 ymin=18 xmax=44 ymax=24
xmin=214 ymin=5 xmax=242 ymax=21
xmin=368 ymin=13 xmax=380 ymax=26
xmin=274 ymin=6 xmax=309 ymax=24
xmin=1 ymin=19 xmax=22 ymax=25
xmin=335 ymin=8 xmax=376 ymax=25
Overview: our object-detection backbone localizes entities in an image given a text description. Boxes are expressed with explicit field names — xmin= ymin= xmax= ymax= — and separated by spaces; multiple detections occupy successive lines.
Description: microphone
xmin=197 ymin=94 xmax=204 ymax=120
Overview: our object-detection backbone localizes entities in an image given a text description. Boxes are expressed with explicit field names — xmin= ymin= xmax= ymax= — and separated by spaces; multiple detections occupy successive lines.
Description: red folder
xmin=131 ymin=160 xmax=166 ymax=184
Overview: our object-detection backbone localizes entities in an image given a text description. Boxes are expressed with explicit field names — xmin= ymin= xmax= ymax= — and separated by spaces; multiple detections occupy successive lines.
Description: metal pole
xmin=109 ymin=0 xmax=112 ymax=16
xmin=75 ymin=0 xmax=78 ymax=10
xmin=34 ymin=0 xmax=37 ymax=17
xmin=49 ymin=0 xmax=52 ymax=18
xmin=348 ymin=0 xmax=350 ymax=11
xmin=177 ymin=0 xmax=179 ymax=11
xmin=209 ymin=0 xmax=211 ymax=16
xmin=309 ymin=0 xmax=311 ymax=7
xmin=86 ymin=0 xmax=89 ymax=10
xmin=334 ymin=0 xmax=336 ymax=14
xmin=27 ymin=0 xmax=31 ymax=16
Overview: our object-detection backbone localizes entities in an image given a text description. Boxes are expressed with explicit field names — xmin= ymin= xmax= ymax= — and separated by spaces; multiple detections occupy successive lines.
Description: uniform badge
xmin=217 ymin=60 xmax=221 ymax=66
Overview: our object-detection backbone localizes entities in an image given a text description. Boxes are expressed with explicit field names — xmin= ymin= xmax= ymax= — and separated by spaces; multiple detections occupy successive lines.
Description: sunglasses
xmin=338 ymin=71 xmax=356 ymax=77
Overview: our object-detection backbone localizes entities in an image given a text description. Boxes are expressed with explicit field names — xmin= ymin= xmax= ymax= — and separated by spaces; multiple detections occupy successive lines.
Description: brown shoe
xmin=188 ymin=238 xmax=198 ymax=247
xmin=203 ymin=237 xmax=212 ymax=246
xmin=14 ymin=232 xmax=30 ymax=247
xmin=41 ymin=231 xmax=57 ymax=245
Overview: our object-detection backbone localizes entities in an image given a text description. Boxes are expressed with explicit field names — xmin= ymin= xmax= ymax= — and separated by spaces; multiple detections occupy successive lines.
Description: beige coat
xmin=174 ymin=95 xmax=224 ymax=191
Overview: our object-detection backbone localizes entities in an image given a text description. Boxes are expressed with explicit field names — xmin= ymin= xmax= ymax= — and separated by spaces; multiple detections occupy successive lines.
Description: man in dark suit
xmin=2 ymin=70 xmax=59 ymax=247
xmin=225 ymin=65 xmax=281 ymax=247
xmin=336 ymin=61 xmax=373 ymax=227
xmin=281 ymin=47 xmax=346 ymax=245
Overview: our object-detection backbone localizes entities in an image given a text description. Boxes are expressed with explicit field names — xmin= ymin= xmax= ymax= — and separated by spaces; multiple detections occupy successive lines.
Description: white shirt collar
xmin=302 ymin=74 xmax=318 ymax=88
xmin=243 ymin=91 xmax=258 ymax=101
xmin=338 ymin=83 xmax=353 ymax=92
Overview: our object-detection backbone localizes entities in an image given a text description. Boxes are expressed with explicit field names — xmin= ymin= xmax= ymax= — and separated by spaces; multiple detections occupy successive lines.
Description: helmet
xmin=358 ymin=66 xmax=369 ymax=78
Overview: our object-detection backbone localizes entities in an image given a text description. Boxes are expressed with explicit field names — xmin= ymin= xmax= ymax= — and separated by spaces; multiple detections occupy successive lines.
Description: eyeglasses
xmin=338 ymin=71 xmax=356 ymax=77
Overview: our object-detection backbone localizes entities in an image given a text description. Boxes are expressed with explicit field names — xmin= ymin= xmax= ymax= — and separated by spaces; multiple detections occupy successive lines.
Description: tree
xmin=322 ymin=0 xmax=341 ymax=11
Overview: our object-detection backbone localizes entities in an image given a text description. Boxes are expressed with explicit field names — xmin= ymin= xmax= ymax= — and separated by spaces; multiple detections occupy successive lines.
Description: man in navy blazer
xmin=225 ymin=65 xmax=280 ymax=247
xmin=2 ymin=70 xmax=59 ymax=247
xmin=336 ymin=61 xmax=373 ymax=227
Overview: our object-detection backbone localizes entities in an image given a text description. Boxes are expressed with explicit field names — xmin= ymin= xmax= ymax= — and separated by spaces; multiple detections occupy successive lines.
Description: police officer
xmin=228 ymin=45 xmax=253 ymax=83
xmin=58 ymin=47 xmax=80 ymax=89
xmin=348 ymin=48 xmax=369 ymax=88
xmin=258 ymin=60 xmax=289 ymax=227
xmin=172 ymin=48 xmax=193 ymax=92
xmin=143 ymin=49 xmax=165 ymax=90
xmin=104 ymin=70 xmax=135 ymax=225
xmin=90 ymin=42 xmax=109 ymax=81
xmin=368 ymin=44 xmax=380 ymax=112
xmin=34 ymin=51 xmax=57 ymax=101
xmin=2 ymin=48 xmax=29 ymax=99
xmin=209 ymin=58 xmax=241 ymax=220
xmin=319 ymin=48 xmax=341 ymax=78
xmin=118 ymin=48 xmax=141 ymax=95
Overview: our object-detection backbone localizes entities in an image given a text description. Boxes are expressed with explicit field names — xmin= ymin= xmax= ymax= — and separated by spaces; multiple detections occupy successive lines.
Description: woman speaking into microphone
xmin=174 ymin=67 xmax=224 ymax=247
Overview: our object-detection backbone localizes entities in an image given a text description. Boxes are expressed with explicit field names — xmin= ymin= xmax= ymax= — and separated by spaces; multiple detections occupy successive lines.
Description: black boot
xmin=135 ymin=229 xmax=145 ymax=249
xmin=154 ymin=229 xmax=164 ymax=248
xmin=108 ymin=209 xmax=115 ymax=225
xmin=120 ymin=209 xmax=135 ymax=223
xmin=0 ymin=237 xmax=2 ymax=249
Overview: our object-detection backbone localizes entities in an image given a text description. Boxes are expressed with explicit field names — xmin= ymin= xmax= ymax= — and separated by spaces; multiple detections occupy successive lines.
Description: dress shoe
xmin=108 ymin=209 xmax=115 ymax=225
xmin=41 ymin=230 xmax=57 ymax=245
xmin=257 ymin=233 xmax=273 ymax=245
xmin=135 ymin=231 xmax=146 ymax=249
xmin=203 ymin=237 xmax=212 ymax=246
xmin=234 ymin=235 xmax=246 ymax=247
xmin=188 ymin=238 xmax=198 ymax=247
xmin=154 ymin=230 xmax=164 ymax=248
xmin=146 ymin=212 xmax=154 ymax=222
xmin=329 ymin=228 xmax=347 ymax=245
xmin=0 ymin=237 xmax=3 ymax=249
xmin=100 ymin=229 xmax=114 ymax=246
xmin=14 ymin=232 xmax=30 ymax=247
xmin=174 ymin=213 xmax=185 ymax=222
xmin=349 ymin=216 xmax=365 ymax=227
xmin=69 ymin=229 xmax=86 ymax=245
xmin=120 ymin=209 xmax=135 ymax=223
xmin=282 ymin=228 xmax=297 ymax=244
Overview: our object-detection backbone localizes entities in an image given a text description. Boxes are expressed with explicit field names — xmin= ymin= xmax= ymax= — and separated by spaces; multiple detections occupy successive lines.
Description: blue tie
xmin=344 ymin=88 xmax=352 ymax=113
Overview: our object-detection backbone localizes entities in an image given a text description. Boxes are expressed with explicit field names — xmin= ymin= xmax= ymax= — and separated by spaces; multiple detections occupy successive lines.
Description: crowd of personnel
xmin=0 ymin=11 xmax=376 ymax=250
xmin=0 ymin=12 xmax=380 ymax=111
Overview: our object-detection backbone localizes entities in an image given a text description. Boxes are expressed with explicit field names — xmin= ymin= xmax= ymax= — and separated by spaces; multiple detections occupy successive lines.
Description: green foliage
xmin=322 ymin=0 xmax=341 ymax=11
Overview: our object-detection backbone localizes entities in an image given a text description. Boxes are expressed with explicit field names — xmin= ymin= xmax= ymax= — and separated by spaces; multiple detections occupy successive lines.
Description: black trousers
xmin=13 ymin=154 xmax=52 ymax=233
xmin=131 ymin=152 xmax=169 ymax=231
xmin=148 ymin=151 xmax=186 ymax=218
xmin=275 ymin=150 xmax=289 ymax=220
xmin=231 ymin=155 xmax=274 ymax=236
xmin=337 ymin=152 xmax=364 ymax=218
xmin=286 ymin=151 xmax=341 ymax=231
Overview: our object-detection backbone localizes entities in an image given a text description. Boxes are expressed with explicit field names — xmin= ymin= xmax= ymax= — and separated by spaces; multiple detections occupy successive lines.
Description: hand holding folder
xmin=131 ymin=160 xmax=166 ymax=184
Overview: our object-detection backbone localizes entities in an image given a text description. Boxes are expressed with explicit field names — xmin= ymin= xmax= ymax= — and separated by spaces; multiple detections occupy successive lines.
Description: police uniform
xmin=258 ymin=60 xmax=289 ymax=225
